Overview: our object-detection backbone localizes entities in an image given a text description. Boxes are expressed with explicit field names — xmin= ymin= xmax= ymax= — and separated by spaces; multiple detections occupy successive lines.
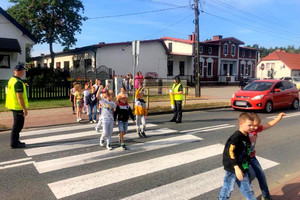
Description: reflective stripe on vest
xmin=5 ymin=77 xmax=28 ymax=110
xmin=172 ymin=83 xmax=183 ymax=101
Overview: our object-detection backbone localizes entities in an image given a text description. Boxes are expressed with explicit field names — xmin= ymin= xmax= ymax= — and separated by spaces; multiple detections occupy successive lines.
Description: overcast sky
xmin=2 ymin=0 xmax=300 ymax=56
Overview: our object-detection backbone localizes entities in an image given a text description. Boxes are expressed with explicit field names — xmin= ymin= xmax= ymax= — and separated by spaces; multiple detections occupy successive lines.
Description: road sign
xmin=260 ymin=63 xmax=265 ymax=70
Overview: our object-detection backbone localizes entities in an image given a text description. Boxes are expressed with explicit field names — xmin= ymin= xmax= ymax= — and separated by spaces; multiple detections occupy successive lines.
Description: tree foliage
xmin=7 ymin=0 xmax=87 ymax=68
xmin=247 ymin=44 xmax=300 ymax=58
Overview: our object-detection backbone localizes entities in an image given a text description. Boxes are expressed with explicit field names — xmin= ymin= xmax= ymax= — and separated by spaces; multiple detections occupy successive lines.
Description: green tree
xmin=7 ymin=0 xmax=87 ymax=68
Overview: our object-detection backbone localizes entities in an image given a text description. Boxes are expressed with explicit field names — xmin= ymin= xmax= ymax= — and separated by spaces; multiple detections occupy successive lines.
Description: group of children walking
xmin=71 ymin=81 xmax=148 ymax=151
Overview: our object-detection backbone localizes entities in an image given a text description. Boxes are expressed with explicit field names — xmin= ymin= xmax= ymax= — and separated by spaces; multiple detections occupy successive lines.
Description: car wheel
xmin=264 ymin=101 xmax=273 ymax=113
xmin=291 ymin=98 xmax=299 ymax=110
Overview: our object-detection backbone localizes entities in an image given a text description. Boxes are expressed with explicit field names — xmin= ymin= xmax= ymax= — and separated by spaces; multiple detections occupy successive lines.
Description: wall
xmin=256 ymin=60 xmax=291 ymax=79
xmin=0 ymin=14 xmax=35 ymax=80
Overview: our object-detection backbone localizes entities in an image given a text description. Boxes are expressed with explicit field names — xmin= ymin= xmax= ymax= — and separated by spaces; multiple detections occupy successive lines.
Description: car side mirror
xmin=274 ymin=88 xmax=280 ymax=92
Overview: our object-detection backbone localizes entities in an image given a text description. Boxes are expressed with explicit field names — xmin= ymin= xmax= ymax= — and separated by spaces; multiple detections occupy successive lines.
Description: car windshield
xmin=293 ymin=77 xmax=300 ymax=82
xmin=243 ymin=81 xmax=274 ymax=91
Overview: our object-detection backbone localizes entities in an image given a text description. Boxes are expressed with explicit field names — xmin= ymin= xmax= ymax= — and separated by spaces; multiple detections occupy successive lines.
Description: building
xmin=0 ymin=7 xmax=37 ymax=82
xmin=31 ymin=35 xmax=259 ymax=85
xmin=257 ymin=50 xmax=300 ymax=79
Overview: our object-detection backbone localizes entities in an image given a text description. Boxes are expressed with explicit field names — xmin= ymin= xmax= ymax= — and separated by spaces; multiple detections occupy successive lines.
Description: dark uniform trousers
xmin=173 ymin=100 xmax=182 ymax=121
xmin=11 ymin=110 xmax=25 ymax=147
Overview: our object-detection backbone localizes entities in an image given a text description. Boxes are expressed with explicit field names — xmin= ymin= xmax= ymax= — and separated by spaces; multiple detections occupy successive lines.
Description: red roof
xmin=261 ymin=50 xmax=300 ymax=70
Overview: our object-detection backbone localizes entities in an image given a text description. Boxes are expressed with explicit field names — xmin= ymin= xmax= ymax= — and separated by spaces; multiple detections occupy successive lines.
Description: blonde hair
xmin=74 ymin=84 xmax=82 ymax=92
xmin=238 ymin=112 xmax=254 ymax=123
xmin=107 ymin=90 xmax=114 ymax=96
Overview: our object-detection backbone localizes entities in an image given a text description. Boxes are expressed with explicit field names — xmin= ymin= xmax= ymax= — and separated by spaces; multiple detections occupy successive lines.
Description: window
xmin=231 ymin=45 xmax=236 ymax=56
xmin=64 ymin=61 xmax=70 ymax=71
xmin=200 ymin=62 xmax=203 ymax=76
xmin=223 ymin=44 xmax=228 ymax=54
xmin=0 ymin=55 xmax=10 ymax=68
xmin=179 ymin=61 xmax=185 ymax=76
xmin=56 ymin=62 xmax=61 ymax=68
xmin=167 ymin=61 xmax=173 ymax=76
xmin=247 ymin=64 xmax=251 ymax=76
xmin=229 ymin=64 xmax=233 ymax=75
xmin=84 ymin=59 xmax=92 ymax=68
xmin=240 ymin=64 xmax=245 ymax=76
xmin=242 ymin=51 xmax=245 ymax=57
xmin=207 ymin=62 xmax=213 ymax=76
xmin=199 ymin=46 xmax=203 ymax=53
xmin=168 ymin=43 xmax=172 ymax=52
xmin=208 ymin=47 xmax=212 ymax=54
xmin=249 ymin=51 xmax=252 ymax=58
xmin=223 ymin=64 xmax=228 ymax=75
xmin=73 ymin=60 xmax=80 ymax=68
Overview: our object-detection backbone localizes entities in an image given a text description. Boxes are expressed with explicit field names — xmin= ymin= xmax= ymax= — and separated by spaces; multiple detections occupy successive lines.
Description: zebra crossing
xmin=2 ymin=122 xmax=280 ymax=199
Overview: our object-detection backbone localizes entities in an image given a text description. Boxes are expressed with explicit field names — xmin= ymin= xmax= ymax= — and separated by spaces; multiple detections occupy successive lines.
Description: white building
xmin=0 ymin=7 xmax=37 ymax=81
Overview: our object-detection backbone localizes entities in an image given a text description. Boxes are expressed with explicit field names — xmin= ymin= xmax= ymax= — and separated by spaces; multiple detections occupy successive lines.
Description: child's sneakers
xmin=100 ymin=139 xmax=105 ymax=147
xmin=95 ymin=127 xmax=100 ymax=133
xmin=77 ymin=118 xmax=80 ymax=123
xmin=137 ymin=129 xmax=143 ymax=138
xmin=141 ymin=131 xmax=147 ymax=138
xmin=118 ymin=134 xmax=121 ymax=143
xmin=106 ymin=144 xmax=112 ymax=150
xmin=90 ymin=121 xmax=93 ymax=124
xmin=121 ymin=143 xmax=127 ymax=150
xmin=93 ymin=120 xmax=97 ymax=123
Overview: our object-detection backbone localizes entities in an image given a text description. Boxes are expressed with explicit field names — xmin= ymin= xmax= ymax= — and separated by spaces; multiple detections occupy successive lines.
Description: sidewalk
xmin=0 ymin=85 xmax=299 ymax=199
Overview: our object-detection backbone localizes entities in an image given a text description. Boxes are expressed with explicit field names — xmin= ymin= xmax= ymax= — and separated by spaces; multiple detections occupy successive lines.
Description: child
xmin=83 ymin=82 xmax=90 ymax=115
xmin=248 ymin=112 xmax=285 ymax=200
xmin=86 ymin=86 xmax=98 ymax=123
xmin=116 ymin=86 xmax=128 ymax=103
xmin=134 ymin=86 xmax=147 ymax=138
xmin=219 ymin=112 xmax=256 ymax=200
xmin=74 ymin=84 xmax=84 ymax=122
xmin=114 ymin=94 xmax=135 ymax=150
xmin=96 ymin=89 xmax=116 ymax=150
xmin=69 ymin=82 xmax=77 ymax=114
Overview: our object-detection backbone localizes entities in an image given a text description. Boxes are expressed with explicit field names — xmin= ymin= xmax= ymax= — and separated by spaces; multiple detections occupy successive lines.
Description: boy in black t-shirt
xmin=219 ymin=112 xmax=256 ymax=200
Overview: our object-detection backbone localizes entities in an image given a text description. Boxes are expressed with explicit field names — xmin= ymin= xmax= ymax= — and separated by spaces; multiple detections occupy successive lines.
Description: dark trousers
xmin=71 ymin=95 xmax=75 ymax=112
xmin=11 ymin=110 xmax=25 ymax=147
xmin=173 ymin=100 xmax=182 ymax=121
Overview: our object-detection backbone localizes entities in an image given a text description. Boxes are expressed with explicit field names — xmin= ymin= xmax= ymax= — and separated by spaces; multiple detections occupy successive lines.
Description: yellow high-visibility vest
xmin=5 ymin=77 xmax=28 ymax=110
xmin=172 ymin=83 xmax=183 ymax=101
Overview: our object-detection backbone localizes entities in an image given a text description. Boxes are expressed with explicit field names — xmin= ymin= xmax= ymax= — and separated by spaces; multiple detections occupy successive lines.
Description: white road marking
xmin=24 ymin=128 xmax=176 ymax=156
xmin=0 ymin=157 xmax=32 ymax=166
xmin=34 ymin=134 xmax=202 ymax=173
xmin=180 ymin=124 xmax=231 ymax=133
xmin=22 ymin=123 xmax=157 ymax=137
xmin=48 ymin=144 xmax=224 ymax=199
xmin=181 ymin=124 xmax=236 ymax=134
xmin=22 ymin=124 xmax=158 ymax=145
xmin=0 ymin=161 xmax=35 ymax=170
xmin=267 ymin=112 xmax=300 ymax=119
xmin=121 ymin=156 xmax=279 ymax=200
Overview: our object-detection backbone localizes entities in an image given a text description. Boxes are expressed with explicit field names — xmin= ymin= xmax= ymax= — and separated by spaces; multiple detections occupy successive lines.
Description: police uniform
xmin=6 ymin=66 xmax=28 ymax=148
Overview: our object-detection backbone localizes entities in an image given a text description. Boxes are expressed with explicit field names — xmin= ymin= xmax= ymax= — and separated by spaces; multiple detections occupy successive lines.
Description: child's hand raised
xmin=278 ymin=112 xmax=286 ymax=119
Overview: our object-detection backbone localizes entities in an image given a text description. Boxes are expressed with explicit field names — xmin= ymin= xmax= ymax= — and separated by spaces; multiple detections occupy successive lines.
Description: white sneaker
xmin=78 ymin=117 xmax=82 ymax=121
xmin=95 ymin=127 xmax=100 ymax=133
xmin=93 ymin=120 xmax=97 ymax=123
xmin=90 ymin=121 xmax=93 ymax=124
xmin=106 ymin=144 xmax=112 ymax=150
xmin=77 ymin=118 xmax=80 ymax=122
xmin=100 ymin=139 xmax=105 ymax=147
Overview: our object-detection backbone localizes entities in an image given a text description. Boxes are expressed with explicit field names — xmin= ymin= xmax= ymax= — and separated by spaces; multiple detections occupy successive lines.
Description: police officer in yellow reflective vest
xmin=5 ymin=64 xmax=28 ymax=148
xmin=170 ymin=76 xmax=183 ymax=123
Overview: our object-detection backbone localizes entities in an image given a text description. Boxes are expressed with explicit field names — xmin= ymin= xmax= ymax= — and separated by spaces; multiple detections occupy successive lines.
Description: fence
xmin=0 ymin=85 xmax=71 ymax=101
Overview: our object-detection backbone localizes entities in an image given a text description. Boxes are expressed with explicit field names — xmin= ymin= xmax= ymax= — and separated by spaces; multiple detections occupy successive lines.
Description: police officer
xmin=6 ymin=64 xmax=28 ymax=148
xmin=169 ymin=76 xmax=183 ymax=123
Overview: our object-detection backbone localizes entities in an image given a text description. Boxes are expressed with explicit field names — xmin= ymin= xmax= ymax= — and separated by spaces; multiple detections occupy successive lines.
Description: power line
xmin=87 ymin=5 xmax=190 ymax=20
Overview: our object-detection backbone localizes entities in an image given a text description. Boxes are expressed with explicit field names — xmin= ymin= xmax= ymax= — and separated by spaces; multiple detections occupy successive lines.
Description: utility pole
xmin=194 ymin=0 xmax=201 ymax=97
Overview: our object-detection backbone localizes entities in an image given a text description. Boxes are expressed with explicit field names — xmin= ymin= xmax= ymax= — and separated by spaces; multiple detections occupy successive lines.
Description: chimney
xmin=188 ymin=33 xmax=195 ymax=41
xmin=213 ymin=35 xmax=223 ymax=41
xmin=275 ymin=49 xmax=281 ymax=52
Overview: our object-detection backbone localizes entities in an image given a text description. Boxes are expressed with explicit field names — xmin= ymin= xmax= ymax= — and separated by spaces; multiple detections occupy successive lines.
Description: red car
xmin=231 ymin=79 xmax=299 ymax=112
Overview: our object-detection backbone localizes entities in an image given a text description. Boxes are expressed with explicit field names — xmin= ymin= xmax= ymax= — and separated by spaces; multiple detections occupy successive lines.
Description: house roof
xmin=205 ymin=37 xmax=245 ymax=45
xmin=161 ymin=37 xmax=194 ymax=44
xmin=261 ymin=50 xmax=300 ymax=70
xmin=0 ymin=38 xmax=21 ymax=53
xmin=0 ymin=7 xmax=37 ymax=43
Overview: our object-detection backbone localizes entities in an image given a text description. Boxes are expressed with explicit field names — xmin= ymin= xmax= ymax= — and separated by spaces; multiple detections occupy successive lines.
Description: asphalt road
xmin=0 ymin=108 xmax=299 ymax=200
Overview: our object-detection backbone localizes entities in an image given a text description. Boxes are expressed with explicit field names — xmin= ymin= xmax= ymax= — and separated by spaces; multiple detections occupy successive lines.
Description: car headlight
xmin=251 ymin=94 xmax=264 ymax=100
xmin=232 ymin=93 xmax=235 ymax=98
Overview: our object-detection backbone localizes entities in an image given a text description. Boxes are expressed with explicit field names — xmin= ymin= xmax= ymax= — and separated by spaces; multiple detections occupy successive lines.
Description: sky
xmin=2 ymin=0 xmax=300 ymax=57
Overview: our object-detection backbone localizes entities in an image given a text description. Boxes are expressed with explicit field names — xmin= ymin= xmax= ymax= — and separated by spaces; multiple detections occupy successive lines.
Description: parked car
xmin=239 ymin=77 xmax=259 ymax=89
xmin=231 ymin=79 xmax=299 ymax=113
xmin=281 ymin=77 xmax=300 ymax=90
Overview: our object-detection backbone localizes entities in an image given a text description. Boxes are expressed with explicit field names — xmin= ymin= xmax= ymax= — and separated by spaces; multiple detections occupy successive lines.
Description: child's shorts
xmin=76 ymin=101 xmax=82 ymax=108
xmin=118 ymin=121 xmax=128 ymax=133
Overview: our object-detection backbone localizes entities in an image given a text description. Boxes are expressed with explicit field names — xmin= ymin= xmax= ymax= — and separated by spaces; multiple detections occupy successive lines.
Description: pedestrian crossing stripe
xmin=267 ymin=112 xmax=300 ymax=119
xmin=22 ymin=123 xmax=157 ymax=145
xmin=121 ymin=157 xmax=279 ymax=200
xmin=34 ymin=134 xmax=202 ymax=174
xmin=181 ymin=124 xmax=235 ymax=134
xmin=24 ymin=127 xmax=176 ymax=156
xmin=48 ymin=144 xmax=225 ymax=199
